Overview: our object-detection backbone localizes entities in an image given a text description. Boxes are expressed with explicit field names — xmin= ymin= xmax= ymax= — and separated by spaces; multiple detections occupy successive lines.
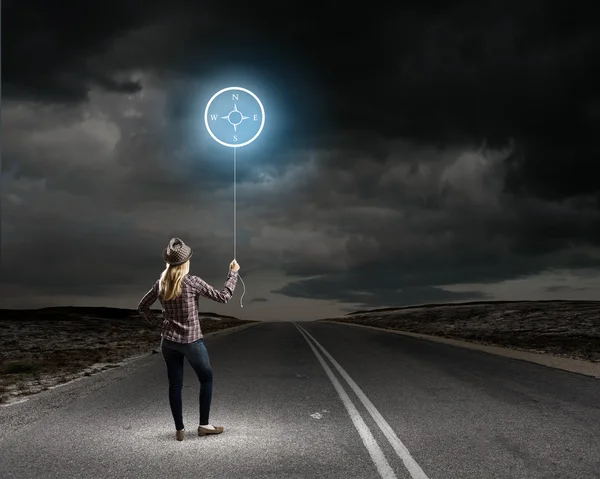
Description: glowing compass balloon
xmin=204 ymin=86 xmax=265 ymax=307
xmin=204 ymin=86 xmax=265 ymax=148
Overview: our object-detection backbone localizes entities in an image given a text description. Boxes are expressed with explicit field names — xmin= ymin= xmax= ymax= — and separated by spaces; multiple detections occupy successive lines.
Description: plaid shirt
xmin=137 ymin=271 xmax=238 ymax=343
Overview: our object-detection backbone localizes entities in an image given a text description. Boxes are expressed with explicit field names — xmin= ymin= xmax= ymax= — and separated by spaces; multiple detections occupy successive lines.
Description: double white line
xmin=294 ymin=323 xmax=430 ymax=479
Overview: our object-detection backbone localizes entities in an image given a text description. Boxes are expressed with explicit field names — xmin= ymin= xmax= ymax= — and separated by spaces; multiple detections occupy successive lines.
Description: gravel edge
xmin=322 ymin=320 xmax=600 ymax=379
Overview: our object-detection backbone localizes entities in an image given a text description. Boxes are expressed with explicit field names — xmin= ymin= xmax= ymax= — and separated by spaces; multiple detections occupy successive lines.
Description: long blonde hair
xmin=159 ymin=260 xmax=190 ymax=301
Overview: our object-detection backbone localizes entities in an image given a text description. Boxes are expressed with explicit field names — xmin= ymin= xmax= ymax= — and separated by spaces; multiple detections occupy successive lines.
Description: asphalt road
xmin=1 ymin=321 xmax=599 ymax=479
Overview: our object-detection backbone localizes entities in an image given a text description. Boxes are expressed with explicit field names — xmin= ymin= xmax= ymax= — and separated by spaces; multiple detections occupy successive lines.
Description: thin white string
xmin=234 ymin=147 xmax=246 ymax=307
xmin=234 ymin=146 xmax=236 ymax=258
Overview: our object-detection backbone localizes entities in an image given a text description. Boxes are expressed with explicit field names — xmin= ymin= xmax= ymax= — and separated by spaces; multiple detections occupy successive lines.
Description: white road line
xmin=296 ymin=323 xmax=431 ymax=479
xmin=294 ymin=323 xmax=398 ymax=479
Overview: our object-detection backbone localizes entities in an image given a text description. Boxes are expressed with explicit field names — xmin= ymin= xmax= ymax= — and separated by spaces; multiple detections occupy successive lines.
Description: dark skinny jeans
xmin=161 ymin=336 xmax=213 ymax=431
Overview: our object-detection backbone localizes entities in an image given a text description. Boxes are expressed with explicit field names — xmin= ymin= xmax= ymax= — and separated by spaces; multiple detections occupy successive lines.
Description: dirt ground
xmin=0 ymin=308 xmax=257 ymax=405
xmin=320 ymin=300 xmax=600 ymax=363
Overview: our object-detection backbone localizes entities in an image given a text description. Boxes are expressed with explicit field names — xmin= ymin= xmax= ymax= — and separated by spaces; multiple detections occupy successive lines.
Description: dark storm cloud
xmin=0 ymin=198 xmax=233 ymax=299
xmin=2 ymin=0 xmax=154 ymax=102
xmin=274 ymin=282 xmax=485 ymax=309
xmin=544 ymin=285 xmax=588 ymax=293
xmin=6 ymin=1 xmax=598 ymax=160
xmin=3 ymin=0 xmax=600 ymax=312
xmin=249 ymin=297 xmax=269 ymax=304
xmin=164 ymin=0 xmax=599 ymax=203
xmin=0 ymin=215 xmax=160 ymax=297
xmin=375 ymin=1 xmax=600 ymax=202
xmin=274 ymin=229 xmax=600 ymax=308
xmin=264 ymin=142 xmax=600 ymax=306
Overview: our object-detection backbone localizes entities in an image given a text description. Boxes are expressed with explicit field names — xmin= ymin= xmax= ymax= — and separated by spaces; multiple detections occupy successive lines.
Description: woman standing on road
xmin=137 ymin=237 xmax=240 ymax=441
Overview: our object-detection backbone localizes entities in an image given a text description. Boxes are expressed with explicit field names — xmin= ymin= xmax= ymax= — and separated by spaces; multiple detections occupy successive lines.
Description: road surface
xmin=1 ymin=321 xmax=599 ymax=478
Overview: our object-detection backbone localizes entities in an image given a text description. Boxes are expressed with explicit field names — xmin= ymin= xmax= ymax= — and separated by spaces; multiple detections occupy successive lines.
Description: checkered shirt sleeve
xmin=189 ymin=271 xmax=238 ymax=304
xmin=137 ymin=280 xmax=161 ymax=328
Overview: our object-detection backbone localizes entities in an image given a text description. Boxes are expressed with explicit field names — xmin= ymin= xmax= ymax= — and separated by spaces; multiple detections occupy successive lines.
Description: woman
xmin=137 ymin=237 xmax=240 ymax=441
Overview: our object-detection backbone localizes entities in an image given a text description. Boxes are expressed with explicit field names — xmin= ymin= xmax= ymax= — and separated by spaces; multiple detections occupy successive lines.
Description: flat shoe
xmin=198 ymin=425 xmax=224 ymax=436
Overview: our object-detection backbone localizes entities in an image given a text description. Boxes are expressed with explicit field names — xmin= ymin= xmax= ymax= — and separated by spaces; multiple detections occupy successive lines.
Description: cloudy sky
xmin=2 ymin=0 xmax=599 ymax=321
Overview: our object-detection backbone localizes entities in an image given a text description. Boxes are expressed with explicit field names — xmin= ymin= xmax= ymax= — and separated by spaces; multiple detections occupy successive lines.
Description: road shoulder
xmin=322 ymin=320 xmax=600 ymax=379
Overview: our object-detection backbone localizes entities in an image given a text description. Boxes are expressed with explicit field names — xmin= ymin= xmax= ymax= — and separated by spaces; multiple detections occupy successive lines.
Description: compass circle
xmin=204 ymin=86 xmax=265 ymax=148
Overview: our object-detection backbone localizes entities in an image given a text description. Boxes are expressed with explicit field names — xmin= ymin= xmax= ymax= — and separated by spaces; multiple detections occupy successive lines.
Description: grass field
xmin=320 ymin=300 xmax=600 ymax=363
xmin=0 ymin=307 xmax=257 ymax=405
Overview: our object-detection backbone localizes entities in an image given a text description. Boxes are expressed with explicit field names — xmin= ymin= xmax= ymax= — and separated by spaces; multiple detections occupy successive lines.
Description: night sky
xmin=2 ymin=1 xmax=599 ymax=321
